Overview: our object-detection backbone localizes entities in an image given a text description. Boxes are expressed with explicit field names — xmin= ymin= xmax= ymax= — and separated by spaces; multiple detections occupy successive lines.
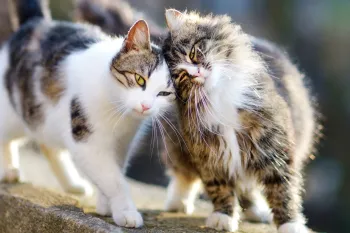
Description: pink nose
xmin=141 ymin=103 xmax=151 ymax=112
xmin=193 ymin=67 xmax=202 ymax=77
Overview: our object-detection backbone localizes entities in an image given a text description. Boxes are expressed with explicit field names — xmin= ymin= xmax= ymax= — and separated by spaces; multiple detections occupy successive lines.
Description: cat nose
xmin=141 ymin=103 xmax=151 ymax=112
xmin=192 ymin=67 xmax=202 ymax=78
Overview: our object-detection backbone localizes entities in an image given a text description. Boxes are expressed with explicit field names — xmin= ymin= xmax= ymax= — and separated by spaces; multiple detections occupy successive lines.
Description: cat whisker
xmin=193 ymin=89 xmax=218 ymax=156
xmin=112 ymin=109 xmax=128 ymax=134
xmin=154 ymin=116 xmax=174 ymax=164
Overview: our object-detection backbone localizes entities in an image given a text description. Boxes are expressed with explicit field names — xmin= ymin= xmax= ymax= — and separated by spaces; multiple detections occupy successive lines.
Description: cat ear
xmin=165 ymin=9 xmax=184 ymax=31
xmin=123 ymin=20 xmax=151 ymax=52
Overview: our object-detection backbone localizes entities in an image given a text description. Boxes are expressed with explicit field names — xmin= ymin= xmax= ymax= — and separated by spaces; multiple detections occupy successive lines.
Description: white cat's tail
xmin=11 ymin=0 xmax=51 ymax=29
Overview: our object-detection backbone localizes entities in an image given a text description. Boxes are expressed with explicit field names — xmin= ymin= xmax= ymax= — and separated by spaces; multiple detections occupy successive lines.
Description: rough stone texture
xmin=0 ymin=183 xmax=279 ymax=233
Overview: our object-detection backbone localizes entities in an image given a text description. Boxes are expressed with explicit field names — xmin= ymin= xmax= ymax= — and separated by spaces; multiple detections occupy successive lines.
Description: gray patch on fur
xmin=4 ymin=18 xmax=103 ymax=128
xmin=70 ymin=97 xmax=93 ymax=142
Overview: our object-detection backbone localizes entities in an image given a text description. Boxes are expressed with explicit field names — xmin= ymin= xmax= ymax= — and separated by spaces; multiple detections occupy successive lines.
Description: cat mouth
xmin=131 ymin=108 xmax=152 ymax=117
xmin=190 ymin=73 xmax=206 ymax=84
xmin=192 ymin=76 xmax=205 ymax=84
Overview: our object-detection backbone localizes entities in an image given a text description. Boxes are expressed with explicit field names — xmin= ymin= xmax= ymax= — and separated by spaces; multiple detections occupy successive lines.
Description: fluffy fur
xmin=75 ymin=0 xmax=165 ymax=42
xmin=161 ymin=9 xmax=318 ymax=232
xmin=0 ymin=0 xmax=174 ymax=228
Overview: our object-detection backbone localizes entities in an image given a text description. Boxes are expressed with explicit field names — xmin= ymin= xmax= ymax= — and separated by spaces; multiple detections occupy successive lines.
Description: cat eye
xmin=189 ymin=46 xmax=196 ymax=61
xmin=135 ymin=73 xmax=145 ymax=87
xmin=189 ymin=45 xmax=201 ymax=64
xmin=157 ymin=91 xmax=172 ymax=97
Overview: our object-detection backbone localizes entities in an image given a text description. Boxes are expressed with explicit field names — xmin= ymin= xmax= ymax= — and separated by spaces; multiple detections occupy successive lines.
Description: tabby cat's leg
xmin=40 ymin=145 xmax=88 ymax=194
xmin=203 ymin=179 xmax=240 ymax=232
xmin=261 ymin=169 xmax=308 ymax=233
xmin=0 ymin=141 xmax=20 ymax=183
xmin=238 ymin=178 xmax=272 ymax=223
xmin=162 ymin=121 xmax=201 ymax=215
xmin=165 ymin=169 xmax=201 ymax=214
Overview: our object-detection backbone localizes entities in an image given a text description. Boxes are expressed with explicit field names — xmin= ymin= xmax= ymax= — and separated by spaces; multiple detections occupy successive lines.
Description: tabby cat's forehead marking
xmin=163 ymin=12 xmax=252 ymax=102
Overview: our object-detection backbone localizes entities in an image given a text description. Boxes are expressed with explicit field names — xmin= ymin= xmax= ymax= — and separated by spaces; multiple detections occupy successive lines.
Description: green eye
xmin=135 ymin=74 xmax=145 ymax=87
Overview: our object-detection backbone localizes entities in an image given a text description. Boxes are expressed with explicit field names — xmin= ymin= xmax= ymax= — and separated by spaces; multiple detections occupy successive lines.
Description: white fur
xmin=0 ymin=46 xmax=24 ymax=182
xmin=96 ymin=190 xmax=111 ymax=216
xmin=165 ymin=177 xmax=201 ymax=214
xmin=165 ymin=9 xmax=185 ymax=31
xmin=278 ymin=218 xmax=309 ymax=233
xmin=0 ymin=34 xmax=171 ymax=228
xmin=242 ymin=190 xmax=272 ymax=223
xmin=206 ymin=212 xmax=239 ymax=232
xmin=237 ymin=175 xmax=273 ymax=223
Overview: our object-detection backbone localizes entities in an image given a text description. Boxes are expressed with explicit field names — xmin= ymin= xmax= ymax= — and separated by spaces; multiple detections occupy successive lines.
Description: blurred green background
xmin=1 ymin=1 xmax=349 ymax=233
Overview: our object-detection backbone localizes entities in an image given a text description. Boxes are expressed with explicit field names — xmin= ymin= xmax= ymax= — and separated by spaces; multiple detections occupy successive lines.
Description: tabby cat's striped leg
xmin=262 ymin=169 xmax=308 ymax=233
xmin=163 ymin=119 xmax=201 ymax=215
xmin=239 ymin=185 xmax=272 ymax=223
xmin=204 ymin=179 xmax=240 ymax=232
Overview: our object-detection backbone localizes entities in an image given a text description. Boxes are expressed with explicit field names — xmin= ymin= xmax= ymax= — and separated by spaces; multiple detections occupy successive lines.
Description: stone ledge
xmin=0 ymin=183 xmax=278 ymax=233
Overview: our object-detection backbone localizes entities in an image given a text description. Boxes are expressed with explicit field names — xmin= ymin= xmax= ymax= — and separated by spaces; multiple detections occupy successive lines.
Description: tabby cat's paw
xmin=164 ymin=198 xmax=195 ymax=215
xmin=0 ymin=168 xmax=20 ymax=183
xmin=113 ymin=210 xmax=143 ymax=228
xmin=206 ymin=212 xmax=239 ymax=232
xmin=278 ymin=221 xmax=309 ymax=233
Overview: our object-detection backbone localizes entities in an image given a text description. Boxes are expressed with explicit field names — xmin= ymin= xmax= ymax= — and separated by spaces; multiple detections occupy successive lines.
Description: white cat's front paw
xmin=278 ymin=221 xmax=309 ymax=233
xmin=164 ymin=198 xmax=195 ymax=215
xmin=113 ymin=210 xmax=143 ymax=228
xmin=206 ymin=212 xmax=239 ymax=232
xmin=0 ymin=168 xmax=20 ymax=183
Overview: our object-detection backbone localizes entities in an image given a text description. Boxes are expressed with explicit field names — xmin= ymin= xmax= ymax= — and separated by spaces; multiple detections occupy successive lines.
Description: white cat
xmin=0 ymin=0 xmax=174 ymax=228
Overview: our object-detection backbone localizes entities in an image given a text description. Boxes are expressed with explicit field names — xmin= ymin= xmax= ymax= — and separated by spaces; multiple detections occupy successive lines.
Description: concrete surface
xmin=0 ymin=143 xmax=280 ymax=232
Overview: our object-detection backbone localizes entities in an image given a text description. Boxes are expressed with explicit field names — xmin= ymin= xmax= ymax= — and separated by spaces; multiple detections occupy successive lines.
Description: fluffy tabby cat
xmin=162 ymin=9 xmax=318 ymax=233
xmin=0 ymin=0 xmax=174 ymax=227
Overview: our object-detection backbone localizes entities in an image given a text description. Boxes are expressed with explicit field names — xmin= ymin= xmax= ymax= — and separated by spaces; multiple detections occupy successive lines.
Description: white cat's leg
xmin=165 ymin=171 xmax=201 ymax=215
xmin=96 ymin=190 xmax=111 ymax=216
xmin=0 ymin=142 xmax=20 ymax=183
xmin=40 ymin=145 xmax=89 ymax=194
xmin=0 ymin=69 xmax=23 ymax=183
xmin=72 ymin=145 xmax=142 ymax=228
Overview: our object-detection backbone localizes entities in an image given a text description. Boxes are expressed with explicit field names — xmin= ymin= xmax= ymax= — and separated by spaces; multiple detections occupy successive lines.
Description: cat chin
xmin=130 ymin=109 xmax=154 ymax=119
